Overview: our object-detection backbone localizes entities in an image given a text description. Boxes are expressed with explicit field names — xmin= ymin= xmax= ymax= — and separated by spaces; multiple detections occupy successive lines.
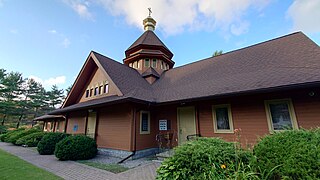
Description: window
xmin=133 ymin=61 xmax=138 ymax=69
xmin=152 ymin=59 xmax=157 ymax=68
xmin=50 ymin=121 xmax=54 ymax=131
xmin=99 ymin=85 xmax=103 ymax=94
xmin=145 ymin=59 xmax=150 ymax=67
xmin=90 ymin=88 xmax=93 ymax=97
xmin=212 ymin=104 xmax=234 ymax=133
xmin=140 ymin=111 xmax=150 ymax=134
xmin=85 ymin=89 xmax=89 ymax=97
xmin=137 ymin=60 xmax=141 ymax=69
xmin=56 ymin=121 xmax=60 ymax=131
xmin=103 ymin=84 xmax=109 ymax=94
xmin=265 ymin=99 xmax=298 ymax=131
xmin=129 ymin=63 xmax=133 ymax=67
xmin=94 ymin=87 xmax=98 ymax=96
xmin=160 ymin=61 xmax=164 ymax=69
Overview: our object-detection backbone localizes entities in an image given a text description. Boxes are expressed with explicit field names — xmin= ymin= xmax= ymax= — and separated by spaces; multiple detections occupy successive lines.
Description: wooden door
xmin=177 ymin=106 xmax=196 ymax=144
xmin=86 ymin=112 xmax=97 ymax=139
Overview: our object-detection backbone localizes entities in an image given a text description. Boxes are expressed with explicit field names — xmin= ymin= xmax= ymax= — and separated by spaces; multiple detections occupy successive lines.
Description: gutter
xmin=118 ymin=107 xmax=137 ymax=163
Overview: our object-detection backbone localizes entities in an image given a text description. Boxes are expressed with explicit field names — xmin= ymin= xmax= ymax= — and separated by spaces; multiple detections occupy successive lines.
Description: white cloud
xmin=230 ymin=21 xmax=250 ymax=36
xmin=29 ymin=75 xmax=66 ymax=89
xmin=48 ymin=29 xmax=57 ymax=34
xmin=287 ymin=0 xmax=320 ymax=33
xmin=61 ymin=38 xmax=71 ymax=48
xmin=63 ymin=0 xmax=93 ymax=20
xmin=96 ymin=0 xmax=270 ymax=35
xmin=10 ymin=29 xmax=18 ymax=34
xmin=0 ymin=0 xmax=4 ymax=7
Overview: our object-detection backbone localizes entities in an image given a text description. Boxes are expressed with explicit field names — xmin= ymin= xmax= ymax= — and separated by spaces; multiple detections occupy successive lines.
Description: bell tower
xmin=123 ymin=8 xmax=174 ymax=84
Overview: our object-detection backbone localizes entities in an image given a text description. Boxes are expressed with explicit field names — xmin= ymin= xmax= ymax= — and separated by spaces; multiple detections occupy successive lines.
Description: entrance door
xmin=177 ymin=106 xmax=196 ymax=144
xmin=86 ymin=112 xmax=97 ymax=139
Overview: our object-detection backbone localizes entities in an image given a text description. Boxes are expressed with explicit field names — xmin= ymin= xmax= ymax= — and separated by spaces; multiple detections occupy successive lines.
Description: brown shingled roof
xmin=51 ymin=32 xmax=320 ymax=113
xmin=127 ymin=30 xmax=170 ymax=52
xmin=152 ymin=32 xmax=320 ymax=102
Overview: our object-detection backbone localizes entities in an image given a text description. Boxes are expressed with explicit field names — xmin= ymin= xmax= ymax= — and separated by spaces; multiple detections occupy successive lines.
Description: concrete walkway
xmin=0 ymin=142 xmax=160 ymax=180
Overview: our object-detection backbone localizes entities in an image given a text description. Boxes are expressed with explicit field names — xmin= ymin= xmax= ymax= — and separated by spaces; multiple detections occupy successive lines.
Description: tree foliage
xmin=0 ymin=68 xmax=66 ymax=128
xmin=212 ymin=50 xmax=223 ymax=57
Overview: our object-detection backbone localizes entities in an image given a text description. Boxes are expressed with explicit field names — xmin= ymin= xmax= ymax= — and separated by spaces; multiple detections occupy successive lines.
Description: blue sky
xmin=0 ymin=0 xmax=319 ymax=90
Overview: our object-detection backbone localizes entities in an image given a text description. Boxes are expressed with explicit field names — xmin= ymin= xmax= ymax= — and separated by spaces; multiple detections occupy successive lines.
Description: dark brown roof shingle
xmin=51 ymin=32 xmax=320 ymax=114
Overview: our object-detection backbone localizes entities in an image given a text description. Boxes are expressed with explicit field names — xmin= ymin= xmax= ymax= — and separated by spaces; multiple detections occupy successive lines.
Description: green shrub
xmin=0 ymin=125 xmax=7 ymax=134
xmin=157 ymin=138 xmax=254 ymax=180
xmin=37 ymin=132 xmax=69 ymax=155
xmin=7 ymin=128 xmax=41 ymax=145
xmin=254 ymin=129 xmax=320 ymax=179
xmin=0 ymin=128 xmax=25 ymax=142
xmin=54 ymin=135 xmax=97 ymax=160
xmin=16 ymin=132 xmax=46 ymax=147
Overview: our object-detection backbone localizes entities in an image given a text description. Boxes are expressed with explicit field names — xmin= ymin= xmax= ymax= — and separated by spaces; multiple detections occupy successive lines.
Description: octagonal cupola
xmin=123 ymin=10 xmax=174 ymax=81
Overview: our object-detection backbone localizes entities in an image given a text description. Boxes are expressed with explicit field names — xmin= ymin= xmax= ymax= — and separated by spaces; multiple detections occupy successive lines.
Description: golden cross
xmin=148 ymin=8 xmax=152 ymax=16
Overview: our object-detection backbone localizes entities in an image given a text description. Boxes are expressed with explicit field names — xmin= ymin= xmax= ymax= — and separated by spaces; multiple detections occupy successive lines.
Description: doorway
xmin=86 ymin=112 xmax=97 ymax=139
xmin=177 ymin=106 xmax=196 ymax=144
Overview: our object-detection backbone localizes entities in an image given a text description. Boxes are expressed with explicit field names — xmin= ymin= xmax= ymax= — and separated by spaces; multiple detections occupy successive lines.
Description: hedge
xmin=0 ymin=128 xmax=25 ymax=142
xmin=37 ymin=132 xmax=69 ymax=155
xmin=55 ymin=135 xmax=97 ymax=160
xmin=254 ymin=129 xmax=320 ymax=179
xmin=6 ymin=128 xmax=41 ymax=145
xmin=16 ymin=132 xmax=46 ymax=147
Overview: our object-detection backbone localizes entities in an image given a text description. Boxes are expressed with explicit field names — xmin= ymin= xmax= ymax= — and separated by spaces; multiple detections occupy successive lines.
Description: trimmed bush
xmin=37 ymin=132 xmax=69 ymax=155
xmin=157 ymin=138 xmax=254 ymax=180
xmin=0 ymin=128 xmax=25 ymax=142
xmin=16 ymin=132 xmax=46 ymax=147
xmin=55 ymin=135 xmax=97 ymax=160
xmin=7 ymin=128 xmax=41 ymax=145
xmin=254 ymin=129 xmax=320 ymax=179
xmin=0 ymin=125 xmax=7 ymax=134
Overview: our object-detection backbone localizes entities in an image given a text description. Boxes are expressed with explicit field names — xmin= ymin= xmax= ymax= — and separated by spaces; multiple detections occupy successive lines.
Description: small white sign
xmin=159 ymin=119 xmax=167 ymax=131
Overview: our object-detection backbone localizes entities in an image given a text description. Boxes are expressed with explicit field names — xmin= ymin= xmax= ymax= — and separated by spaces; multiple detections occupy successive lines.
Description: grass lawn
xmin=0 ymin=149 xmax=62 ymax=180
xmin=78 ymin=161 xmax=129 ymax=174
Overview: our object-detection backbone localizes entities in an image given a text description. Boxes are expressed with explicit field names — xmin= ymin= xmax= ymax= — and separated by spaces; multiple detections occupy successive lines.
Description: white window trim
xmin=264 ymin=99 xmax=298 ymax=132
xmin=140 ymin=111 xmax=150 ymax=134
xmin=212 ymin=104 xmax=234 ymax=133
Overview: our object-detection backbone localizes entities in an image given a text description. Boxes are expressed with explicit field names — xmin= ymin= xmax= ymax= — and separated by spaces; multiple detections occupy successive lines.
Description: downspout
xmin=118 ymin=107 xmax=137 ymax=163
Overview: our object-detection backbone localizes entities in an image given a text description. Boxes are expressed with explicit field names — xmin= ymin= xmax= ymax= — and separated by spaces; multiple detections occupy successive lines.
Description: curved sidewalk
xmin=0 ymin=142 xmax=159 ymax=180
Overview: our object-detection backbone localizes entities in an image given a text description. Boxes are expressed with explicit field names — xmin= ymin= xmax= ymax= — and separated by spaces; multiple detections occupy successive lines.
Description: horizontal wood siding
xmin=66 ymin=111 xmax=86 ymax=134
xmin=96 ymin=104 xmax=132 ymax=151
xmin=293 ymin=93 xmax=320 ymax=128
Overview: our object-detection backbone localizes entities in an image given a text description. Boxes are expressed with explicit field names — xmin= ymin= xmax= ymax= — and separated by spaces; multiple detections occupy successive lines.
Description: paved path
xmin=0 ymin=142 xmax=160 ymax=180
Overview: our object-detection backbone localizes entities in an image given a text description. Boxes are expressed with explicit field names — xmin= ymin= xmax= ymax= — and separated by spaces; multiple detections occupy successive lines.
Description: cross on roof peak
xmin=148 ymin=8 xmax=152 ymax=16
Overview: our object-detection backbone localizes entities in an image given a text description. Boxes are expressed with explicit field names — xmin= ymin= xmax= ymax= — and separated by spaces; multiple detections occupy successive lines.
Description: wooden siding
xmin=78 ymin=68 xmax=118 ymax=103
xmin=66 ymin=111 xmax=86 ymax=134
xmin=135 ymin=108 xmax=157 ymax=151
xmin=133 ymin=105 xmax=180 ymax=150
xmin=96 ymin=104 xmax=132 ymax=151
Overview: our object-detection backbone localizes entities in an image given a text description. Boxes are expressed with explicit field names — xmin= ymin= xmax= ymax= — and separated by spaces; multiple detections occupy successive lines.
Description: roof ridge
xmin=170 ymin=31 xmax=304 ymax=71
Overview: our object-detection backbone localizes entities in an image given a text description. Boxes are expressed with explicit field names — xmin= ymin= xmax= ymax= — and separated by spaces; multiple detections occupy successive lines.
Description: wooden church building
xmin=42 ymin=14 xmax=320 ymax=158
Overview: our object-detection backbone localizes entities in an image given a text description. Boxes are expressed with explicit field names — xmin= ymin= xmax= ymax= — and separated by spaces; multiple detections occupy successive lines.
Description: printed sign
xmin=159 ymin=119 xmax=167 ymax=131
xmin=73 ymin=124 xmax=78 ymax=132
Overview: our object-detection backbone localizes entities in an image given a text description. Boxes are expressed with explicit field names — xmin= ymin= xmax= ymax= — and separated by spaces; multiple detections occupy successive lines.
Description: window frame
xmin=140 ymin=111 xmax=150 ymax=134
xmin=145 ymin=59 xmax=150 ymax=67
xmin=212 ymin=104 xmax=234 ymax=133
xmin=264 ymin=99 xmax=298 ymax=132
xmin=152 ymin=59 xmax=157 ymax=68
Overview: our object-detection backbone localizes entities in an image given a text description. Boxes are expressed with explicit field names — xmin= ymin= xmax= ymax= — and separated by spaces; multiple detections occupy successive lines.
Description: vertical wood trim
xmin=53 ymin=121 xmax=57 ymax=132
xmin=195 ymin=105 xmax=200 ymax=135
xmin=94 ymin=110 xmax=99 ymax=140
xmin=85 ymin=111 xmax=89 ymax=135
xmin=64 ymin=114 xmax=69 ymax=133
